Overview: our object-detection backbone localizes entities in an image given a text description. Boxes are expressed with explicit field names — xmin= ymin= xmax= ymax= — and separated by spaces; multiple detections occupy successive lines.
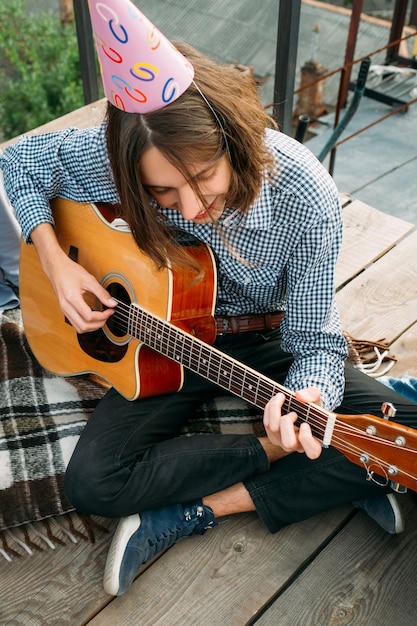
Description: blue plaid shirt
xmin=1 ymin=124 xmax=348 ymax=409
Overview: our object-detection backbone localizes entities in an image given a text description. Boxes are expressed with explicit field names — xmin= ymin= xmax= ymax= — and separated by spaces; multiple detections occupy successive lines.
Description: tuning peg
xmin=381 ymin=402 xmax=397 ymax=419
xmin=383 ymin=401 xmax=407 ymax=493
xmin=390 ymin=481 xmax=407 ymax=493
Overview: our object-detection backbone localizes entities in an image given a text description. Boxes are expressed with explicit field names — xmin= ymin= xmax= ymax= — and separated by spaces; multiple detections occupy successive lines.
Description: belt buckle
xmin=217 ymin=317 xmax=230 ymax=334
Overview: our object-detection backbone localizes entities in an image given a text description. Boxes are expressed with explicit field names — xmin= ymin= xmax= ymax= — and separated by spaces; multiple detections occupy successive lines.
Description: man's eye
xmin=197 ymin=170 xmax=216 ymax=182
xmin=150 ymin=187 xmax=169 ymax=194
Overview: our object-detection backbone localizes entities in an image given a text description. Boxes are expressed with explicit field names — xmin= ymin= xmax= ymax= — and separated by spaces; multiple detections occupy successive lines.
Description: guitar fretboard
xmin=128 ymin=303 xmax=326 ymax=429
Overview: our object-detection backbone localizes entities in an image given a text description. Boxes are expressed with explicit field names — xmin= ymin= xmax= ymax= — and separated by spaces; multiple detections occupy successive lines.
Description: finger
xmin=90 ymin=283 xmax=118 ymax=308
xmin=298 ymin=422 xmax=323 ymax=459
xmin=263 ymin=392 xmax=285 ymax=431
xmin=295 ymin=386 xmax=321 ymax=406
xmin=64 ymin=299 xmax=114 ymax=333
xmin=75 ymin=272 xmax=118 ymax=309
xmin=278 ymin=412 xmax=300 ymax=451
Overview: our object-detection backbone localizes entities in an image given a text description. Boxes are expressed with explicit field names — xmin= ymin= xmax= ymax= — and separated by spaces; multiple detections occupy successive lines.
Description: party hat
xmin=88 ymin=0 xmax=194 ymax=113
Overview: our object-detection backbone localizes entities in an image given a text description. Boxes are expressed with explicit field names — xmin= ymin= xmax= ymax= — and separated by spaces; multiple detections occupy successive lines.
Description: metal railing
xmin=72 ymin=0 xmax=417 ymax=164
xmin=72 ymin=0 xmax=302 ymax=135
xmin=293 ymin=25 xmax=417 ymax=173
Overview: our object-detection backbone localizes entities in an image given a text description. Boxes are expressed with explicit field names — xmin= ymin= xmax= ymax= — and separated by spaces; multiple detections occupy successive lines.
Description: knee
xmin=64 ymin=447 xmax=94 ymax=514
xmin=64 ymin=443 xmax=124 ymax=517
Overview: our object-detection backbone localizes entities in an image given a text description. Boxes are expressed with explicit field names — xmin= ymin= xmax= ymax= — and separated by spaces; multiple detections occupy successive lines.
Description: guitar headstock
xmin=334 ymin=413 xmax=417 ymax=492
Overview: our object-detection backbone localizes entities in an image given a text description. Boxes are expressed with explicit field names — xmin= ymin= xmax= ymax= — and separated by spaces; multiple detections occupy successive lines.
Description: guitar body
xmin=20 ymin=199 xmax=217 ymax=400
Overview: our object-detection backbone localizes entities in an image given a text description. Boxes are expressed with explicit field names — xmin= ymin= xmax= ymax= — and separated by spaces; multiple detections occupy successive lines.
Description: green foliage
xmin=0 ymin=0 xmax=94 ymax=139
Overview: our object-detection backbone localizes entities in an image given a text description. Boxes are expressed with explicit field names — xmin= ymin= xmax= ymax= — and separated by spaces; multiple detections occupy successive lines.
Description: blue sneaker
xmin=353 ymin=493 xmax=404 ymax=534
xmin=103 ymin=500 xmax=217 ymax=595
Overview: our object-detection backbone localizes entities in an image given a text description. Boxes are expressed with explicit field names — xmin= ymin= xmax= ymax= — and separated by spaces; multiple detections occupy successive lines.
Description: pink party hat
xmin=88 ymin=0 xmax=194 ymax=113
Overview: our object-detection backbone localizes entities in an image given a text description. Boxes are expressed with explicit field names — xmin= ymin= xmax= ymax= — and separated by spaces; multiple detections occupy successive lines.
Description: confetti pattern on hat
xmin=88 ymin=0 xmax=194 ymax=113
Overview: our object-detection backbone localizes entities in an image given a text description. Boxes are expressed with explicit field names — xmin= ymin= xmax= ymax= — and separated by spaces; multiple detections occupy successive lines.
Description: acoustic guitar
xmin=20 ymin=199 xmax=417 ymax=491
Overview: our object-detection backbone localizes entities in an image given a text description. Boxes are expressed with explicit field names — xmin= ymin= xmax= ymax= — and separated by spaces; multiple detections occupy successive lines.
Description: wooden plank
xmin=88 ymin=508 xmax=353 ymax=625
xmin=0 ymin=515 xmax=116 ymax=626
xmin=335 ymin=199 xmax=414 ymax=289
xmin=339 ymin=192 xmax=353 ymax=208
xmin=0 ymin=99 xmax=107 ymax=150
xmin=387 ymin=321 xmax=417 ymax=378
xmin=256 ymin=494 xmax=417 ymax=625
xmin=336 ymin=230 xmax=417 ymax=344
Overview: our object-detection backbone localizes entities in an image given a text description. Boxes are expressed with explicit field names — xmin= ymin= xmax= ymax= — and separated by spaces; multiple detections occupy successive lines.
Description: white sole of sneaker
xmin=103 ymin=514 xmax=142 ymax=595
xmin=386 ymin=493 xmax=405 ymax=534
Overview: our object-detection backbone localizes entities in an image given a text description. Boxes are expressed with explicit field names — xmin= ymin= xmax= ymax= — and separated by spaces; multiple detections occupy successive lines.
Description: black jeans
xmin=64 ymin=330 xmax=417 ymax=532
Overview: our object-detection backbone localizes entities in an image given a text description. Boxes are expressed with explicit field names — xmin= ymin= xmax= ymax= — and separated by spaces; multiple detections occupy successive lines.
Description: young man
xmin=1 ymin=0 xmax=414 ymax=596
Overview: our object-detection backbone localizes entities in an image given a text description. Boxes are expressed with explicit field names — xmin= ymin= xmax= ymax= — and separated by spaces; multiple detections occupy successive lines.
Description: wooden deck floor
xmin=1 ymin=105 xmax=417 ymax=625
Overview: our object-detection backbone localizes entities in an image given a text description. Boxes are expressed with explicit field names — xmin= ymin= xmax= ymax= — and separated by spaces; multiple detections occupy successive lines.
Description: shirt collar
xmin=218 ymin=177 xmax=274 ymax=230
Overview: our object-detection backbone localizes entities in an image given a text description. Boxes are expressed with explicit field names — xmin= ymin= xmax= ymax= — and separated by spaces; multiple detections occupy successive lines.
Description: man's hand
xmin=48 ymin=253 xmax=118 ymax=333
xmin=31 ymin=222 xmax=117 ymax=333
xmin=263 ymin=388 xmax=323 ymax=460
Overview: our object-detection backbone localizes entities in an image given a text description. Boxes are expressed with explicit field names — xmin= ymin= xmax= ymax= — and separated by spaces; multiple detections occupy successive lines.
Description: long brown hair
xmin=106 ymin=41 xmax=276 ymax=269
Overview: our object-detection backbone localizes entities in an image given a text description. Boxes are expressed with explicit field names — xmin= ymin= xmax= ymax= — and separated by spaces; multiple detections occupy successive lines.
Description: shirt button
xmin=243 ymin=276 xmax=252 ymax=285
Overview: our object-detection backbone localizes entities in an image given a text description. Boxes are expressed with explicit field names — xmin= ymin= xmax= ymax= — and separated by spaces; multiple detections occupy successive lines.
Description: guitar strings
xmin=108 ymin=301 xmax=390 ymax=432
xmin=109 ymin=301 xmax=377 ymax=423
xmin=106 ymin=300 xmax=417 ymax=486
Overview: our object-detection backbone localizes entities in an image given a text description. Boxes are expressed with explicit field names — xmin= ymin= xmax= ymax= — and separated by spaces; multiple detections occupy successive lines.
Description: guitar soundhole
xmin=77 ymin=281 xmax=131 ymax=364
xmin=106 ymin=282 xmax=131 ymax=338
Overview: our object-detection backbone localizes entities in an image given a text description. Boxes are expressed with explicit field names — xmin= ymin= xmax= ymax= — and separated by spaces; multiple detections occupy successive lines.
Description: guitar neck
xmin=127 ymin=302 xmax=331 ymax=432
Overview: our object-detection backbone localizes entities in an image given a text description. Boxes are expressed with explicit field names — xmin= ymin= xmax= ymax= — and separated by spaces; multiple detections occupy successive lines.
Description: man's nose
xmin=177 ymin=185 xmax=204 ymax=220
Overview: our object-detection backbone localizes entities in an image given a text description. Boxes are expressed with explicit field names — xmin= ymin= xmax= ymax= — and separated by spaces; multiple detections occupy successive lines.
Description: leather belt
xmin=215 ymin=311 xmax=285 ymax=335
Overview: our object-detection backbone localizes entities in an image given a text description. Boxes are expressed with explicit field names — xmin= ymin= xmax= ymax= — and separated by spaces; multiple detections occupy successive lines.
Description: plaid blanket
xmin=0 ymin=309 xmax=107 ymax=530
xmin=0 ymin=309 xmax=262 ymax=532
